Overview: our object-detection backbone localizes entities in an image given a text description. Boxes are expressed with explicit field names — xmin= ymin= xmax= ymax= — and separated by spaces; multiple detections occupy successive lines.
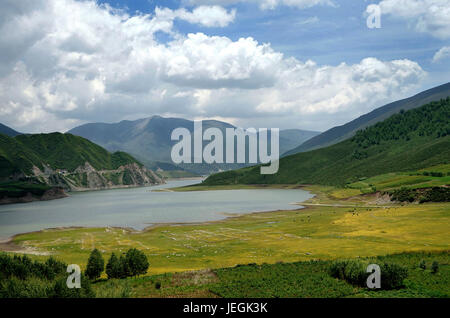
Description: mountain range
xmin=284 ymin=82 xmax=450 ymax=156
xmin=68 ymin=116 xmax=320 ymax=175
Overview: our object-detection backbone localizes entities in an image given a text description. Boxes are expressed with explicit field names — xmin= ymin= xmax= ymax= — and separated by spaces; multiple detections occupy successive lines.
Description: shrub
xmin=155 ymin=282 xmax=161 ymax=290
xmin=329 ymin=260 xmax=368 ymax=286
xmin=380 ymin=263 xmax=408 ymax=289
xmin=419 ymin=259 xmax=426 ymax=270
xmin=329 ymin=260 xmax=408 ymax=290
xmin=0 ymin=277 xmax=50 ymax=298
xmin=391 ymin=188 xmax=416 ymax=202
xmin=49 ymin=273 xmax=95 ymax=298
xmin=86 ymin=249 xmax=104 ymax=280
xmin=431 ymin=261 xmax=439 ymax=274
xmin=329 ymin=260 xmax=347 ymax=280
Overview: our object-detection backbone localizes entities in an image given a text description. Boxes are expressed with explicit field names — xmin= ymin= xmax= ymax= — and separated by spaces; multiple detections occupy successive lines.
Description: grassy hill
xmin=0 ymin=133 xmax=162 ymax=198
xmin=285 ymin=82 xmax=450 ymax=156
xmin=0 ymin=133 xmax=140 ymax=178
xmin=204 ymin=98 xmax=450 ymax=187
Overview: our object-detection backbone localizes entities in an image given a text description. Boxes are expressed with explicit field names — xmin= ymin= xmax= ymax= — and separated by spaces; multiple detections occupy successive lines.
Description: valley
xmin=0 ymin=87 xmax=449 ymax=299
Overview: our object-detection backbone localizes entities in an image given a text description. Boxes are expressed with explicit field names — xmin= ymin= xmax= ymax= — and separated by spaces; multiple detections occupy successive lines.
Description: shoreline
xmin=0 ymin=196 xmax=315 ymax=254
xmin=0 ymin=180 xmax=167 ymax=206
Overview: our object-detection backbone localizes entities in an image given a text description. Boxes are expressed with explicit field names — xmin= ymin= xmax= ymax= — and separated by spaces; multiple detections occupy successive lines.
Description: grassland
xmin=346 ymin=164 xmax=450 ymax=194
xmin=9 ymin=190 xmax=449 ymax=275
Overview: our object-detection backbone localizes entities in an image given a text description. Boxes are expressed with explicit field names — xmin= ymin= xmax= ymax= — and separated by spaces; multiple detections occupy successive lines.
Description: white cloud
xmin=0 ymin=0 xmax=426 ymax=133
xmin=155 ymin=5 xmax=236 ymax=28
xmin=433 ymin=46 xmax=450 ymax=62
xmin=368 ymin=0 xmax=450 ymax=39
xmin=185 ymin=0 xmax=336 ymax=10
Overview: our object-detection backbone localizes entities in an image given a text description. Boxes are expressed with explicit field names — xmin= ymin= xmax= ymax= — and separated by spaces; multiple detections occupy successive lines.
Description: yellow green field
xmin=347 ymin=164 xmax=450 ymax=193
xmin=8 ymin=186 xmax=450 ymax=276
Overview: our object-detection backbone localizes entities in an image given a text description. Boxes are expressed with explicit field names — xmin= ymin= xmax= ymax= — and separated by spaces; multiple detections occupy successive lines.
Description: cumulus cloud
xmin=368 ymin=0 xmax=450 ymax=39
xmin=0 ymin=0 xmax=426 ymax=133
xmin=433 ymin=46 xmax=450 ymax=62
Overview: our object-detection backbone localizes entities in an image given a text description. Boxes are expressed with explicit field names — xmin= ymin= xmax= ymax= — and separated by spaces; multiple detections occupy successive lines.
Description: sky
xmin=0 ymin=0 xmax=449 ymax=133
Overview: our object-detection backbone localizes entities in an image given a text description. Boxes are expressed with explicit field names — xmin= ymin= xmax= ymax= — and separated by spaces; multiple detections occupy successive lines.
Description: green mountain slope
xmin=284 ymin=82 xmax=450 ymax=156
xmin=204 ymin=98 xmax=450 ymax=187
xmin=0 ymin=133 xmax=162 ymax=192
xmin=0 ymin=123 xmax=21 ymax=137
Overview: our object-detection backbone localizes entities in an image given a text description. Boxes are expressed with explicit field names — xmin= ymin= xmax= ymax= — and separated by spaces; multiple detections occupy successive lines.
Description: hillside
xmin=68 ymin=116 xmax=320 ymax=175
xmin=0 ymin=133 xmax=163 ymax=196
xmin=284 ymin=82 xmax=450 ymax=156
xmin=204 ymin=98 xmax=450 ymax=186
xmin=0 ymin=123 xmax=21 ymax=137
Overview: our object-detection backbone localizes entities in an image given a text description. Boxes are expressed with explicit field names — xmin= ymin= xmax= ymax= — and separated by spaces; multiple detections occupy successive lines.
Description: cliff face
xmin=32 ymin=162 xmax=164 ymax=192
xmin=0 ymin=133 xmax=165 ymax=204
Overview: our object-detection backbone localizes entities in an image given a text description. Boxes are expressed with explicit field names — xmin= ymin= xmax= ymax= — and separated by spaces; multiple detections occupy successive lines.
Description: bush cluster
xmin=390 ymin=187 xmax=450 ymax=203
xmin=0 ymin=253 xmax=94 ymax=298
xmin=329 ymin=259 xmax=408 ymax=290
xmin=0 ymin=254 xmax=66 ymax=281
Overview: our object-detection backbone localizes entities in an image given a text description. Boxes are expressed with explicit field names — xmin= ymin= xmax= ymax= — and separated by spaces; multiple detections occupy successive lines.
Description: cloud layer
xmin=0 ymin=0 xmax=426 ymax=133
xmin=369 ymin=0 xmax=450 ymax=39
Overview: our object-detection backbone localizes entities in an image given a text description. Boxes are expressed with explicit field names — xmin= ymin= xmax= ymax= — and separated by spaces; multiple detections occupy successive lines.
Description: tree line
xmin=86 ymin=248 xmax=149 ymax=280
xmin=352 ymin=98 xmax=450 ymax=149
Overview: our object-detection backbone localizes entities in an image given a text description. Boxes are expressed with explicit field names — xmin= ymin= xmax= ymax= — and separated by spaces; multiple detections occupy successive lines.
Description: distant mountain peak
xmin=0 ymin=123 xmax=22 ymax=137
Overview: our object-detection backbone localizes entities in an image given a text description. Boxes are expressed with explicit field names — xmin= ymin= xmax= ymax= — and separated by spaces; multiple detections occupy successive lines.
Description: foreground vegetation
xmin=0 ymin=254 xmax=95 ymax=298
xmin=91 ymin=250 xmax=448 ymax=298
xmin=2 ymin=250 xmax=446 ymax=298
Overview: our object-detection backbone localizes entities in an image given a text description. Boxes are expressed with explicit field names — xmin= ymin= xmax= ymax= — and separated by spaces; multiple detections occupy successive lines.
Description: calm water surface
xmin=0 ymin=180 xmax=313 ymax=240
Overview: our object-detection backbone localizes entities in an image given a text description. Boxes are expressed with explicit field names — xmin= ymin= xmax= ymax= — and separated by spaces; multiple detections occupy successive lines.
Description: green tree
xmin=85 ymin=249 xmax=104 ymax=280
xmin=125 ymin=249 xmax=149 ymax=277
xmin=118 ymin=254 xmax=129 ymax=279
xmin=105 ymin=253 xmax=120 ymax=279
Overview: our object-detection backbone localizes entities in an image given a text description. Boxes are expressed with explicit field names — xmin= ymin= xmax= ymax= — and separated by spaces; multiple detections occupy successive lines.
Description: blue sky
xmin=97 ymin=0 xmax=449 ymax=86
xmin=0 ymin=0 xmax=449 ymax=132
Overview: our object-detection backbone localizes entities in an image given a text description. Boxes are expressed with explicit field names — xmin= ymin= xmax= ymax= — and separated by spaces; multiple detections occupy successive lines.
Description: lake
xmin=0 ymin=180 xmax=313 ymax=240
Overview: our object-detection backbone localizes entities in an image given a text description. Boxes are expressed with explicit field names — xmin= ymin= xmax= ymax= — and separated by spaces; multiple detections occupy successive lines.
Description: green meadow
xmin=11 ymin=190 xmax=449 ymax=275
